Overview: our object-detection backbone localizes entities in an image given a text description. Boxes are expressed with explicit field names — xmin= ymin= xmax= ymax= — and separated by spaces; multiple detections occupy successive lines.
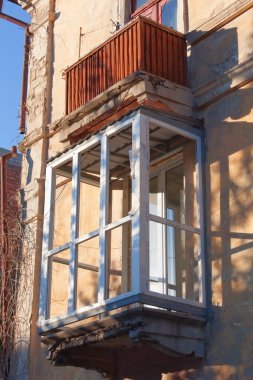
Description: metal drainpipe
xmin=0 ymin=146 xmax=17 ymax=245
xmin=19 ymin=26 xmax=31 ymax=134
xmin=183 ymin=0 xmax=189 ymax=33
xmin=29 ymin=0 xmax=55 ymax=377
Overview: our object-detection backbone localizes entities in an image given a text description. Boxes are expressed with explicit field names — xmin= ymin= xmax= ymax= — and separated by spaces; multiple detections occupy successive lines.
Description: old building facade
xmin=10 ymin=0 xmax=253 ymax=379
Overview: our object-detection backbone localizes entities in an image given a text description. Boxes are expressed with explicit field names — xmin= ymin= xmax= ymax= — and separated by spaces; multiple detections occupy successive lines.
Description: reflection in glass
xmin=53 ymin=160 xmax=72 ymax=248
xmin=149 ymin=124 xmax=200 ymax=302
xmin=78 ymin=144 xmax=101 ymax=237
xmin=149 ymin=221 xmax=164 ymax=293
xmin=135 ymin=0 xmax=147 ymax=10
xmin=76 ymin=237 xmax=99 ymax=309
xmin=161 ymin=0 xmax=178 ymax=29
xmin=49 ymin=249 xmax=69 ymax=318
xmin=107 ymin=222 xmax=131 ymax=299
xmin=109 ymin=127 xmax=132 ymax=224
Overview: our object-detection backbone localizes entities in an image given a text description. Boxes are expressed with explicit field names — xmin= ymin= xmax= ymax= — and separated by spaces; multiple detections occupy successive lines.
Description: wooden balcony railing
xmin=65 ymin=17 xmax=188 ymax=114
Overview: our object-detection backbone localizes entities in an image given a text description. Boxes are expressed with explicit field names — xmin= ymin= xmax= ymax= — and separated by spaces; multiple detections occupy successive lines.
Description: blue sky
xmin=0 ymin=1 xmax=30 ymax=150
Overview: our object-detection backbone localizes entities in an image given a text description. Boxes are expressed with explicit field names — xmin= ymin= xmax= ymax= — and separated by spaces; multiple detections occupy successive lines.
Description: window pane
xmin=78 ymin=144 xmax=101 ymax=237
xmin=53 ymin=160 xmax=72 ymax=248
xmin=161 ymin=0 xmax=178 ymax=29
xmin=149 ymin=222 xmax=201 ymax=302
xmin=107 ymin=222 xmax=131 ymax=299
xmin=49 ymin=249 xmax=69 ymax=318
xmin=149 ymin=124 xmax=198 ymax=228
xmin=135 ymin=0 xmax=147 ymax=10
xmin=166 ymin=163 xmax=185 ymax=224
xmin=149 ymin=221 xmax=164 ymax=293
xmin=149 ymin=176 xmax=159 ymax=215
xmin=109 ymin=126 xmax=132 ymax=224
xmin=76 ymin=237 xmax=99 ymax=309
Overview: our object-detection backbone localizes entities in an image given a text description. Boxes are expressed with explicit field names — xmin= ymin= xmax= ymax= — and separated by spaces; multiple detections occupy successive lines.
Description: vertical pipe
xmin=19 ymin=27 xmax=31 ymax=134
xmin=183 ymin=0 xmax=189 ymax=33
xmin=30 ymin=0 xmax=56 ymax=377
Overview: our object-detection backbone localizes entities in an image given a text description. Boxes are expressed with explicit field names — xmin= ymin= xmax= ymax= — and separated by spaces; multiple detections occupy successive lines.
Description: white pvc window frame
xmin=38 ymin=109 xmax=205 ymax=333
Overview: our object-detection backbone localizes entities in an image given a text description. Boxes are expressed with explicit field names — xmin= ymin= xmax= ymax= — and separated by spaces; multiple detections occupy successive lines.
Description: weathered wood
xmin=65 ymin=17 xmax=187 ymax=114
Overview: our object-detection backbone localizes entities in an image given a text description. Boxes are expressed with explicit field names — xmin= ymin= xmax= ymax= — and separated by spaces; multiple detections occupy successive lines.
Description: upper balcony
xmin=65 ymin=16 xmax=188 ymax=115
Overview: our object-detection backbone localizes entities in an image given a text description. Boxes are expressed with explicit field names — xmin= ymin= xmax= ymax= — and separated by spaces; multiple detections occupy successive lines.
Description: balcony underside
xmin=46 ymin=307 xmax=205 ymax=379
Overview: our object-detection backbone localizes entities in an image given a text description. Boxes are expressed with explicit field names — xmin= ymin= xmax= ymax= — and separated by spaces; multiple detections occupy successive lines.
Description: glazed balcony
xmin=65 ymin=16 xmax=188 ymax=114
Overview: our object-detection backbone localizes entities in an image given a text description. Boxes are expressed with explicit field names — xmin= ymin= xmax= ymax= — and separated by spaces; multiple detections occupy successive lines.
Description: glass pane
xmin=166 ymin=163 xmax=185 ymax=225
xmin=149 ymin=124 xmax=198 ymax=228
xmin=149 ymin=221 xmax=164 ymax=293
xmin=78 ymin=144 xmax=101 ymax=237
xmin=109 ymin=126 xmax=132 ymax=224
xmin=49 ymin=249 xmax=69 ymax=318
xmin=149 ymin=176 xmax=159 ymax=215
xmin=161 ymin=0 xmax=178 ymax=29
xmin=149 ymin=222 xmax=201 ymax=302
xmin=135 ymin=0 xmax=147 ymax=10
xmin=76 ymin=237 xmax=99 ymax=309
xmin=53 ymin=160 xmax=72 ymax=248
xmin=107 ymin=222 xmax=131 ymax=299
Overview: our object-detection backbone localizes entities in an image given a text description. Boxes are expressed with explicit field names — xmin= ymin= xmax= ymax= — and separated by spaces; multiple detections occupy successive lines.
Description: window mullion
xmin=160 ymin=171 xmax=167 ymax=295
xmin=68 ymin=152 xmax=80 ymax=314
xmin=39 ymin=166 xmax=55 ymax=320
xmin=98 ymin=134 xmax=109 ymax=303
xmin=132 ymin=112 xmax=149 ymax=293
xmin=196 ymin=137 xmax=206 ymax=305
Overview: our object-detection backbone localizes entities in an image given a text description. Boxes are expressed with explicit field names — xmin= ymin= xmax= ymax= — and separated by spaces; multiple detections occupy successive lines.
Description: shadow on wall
xmin=189 ymin=27 xmax=239 ymax=90
xmin=164 ymin=27 xmax=253 ymax=380
xmin=31 ymin=23 xmax=253 ymax=380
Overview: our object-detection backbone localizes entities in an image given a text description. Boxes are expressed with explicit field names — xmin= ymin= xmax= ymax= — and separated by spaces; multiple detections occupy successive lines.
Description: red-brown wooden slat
xmin=71 ymin=68 xmax=74 ymax=112
xmin=83 ymin=61 xmax=87 ymax=104
xmin=66 ymin=17 xmax=188 ymax=114
xmin=139 ymin=17 xmax=145 ymax=70
xmin=163 ymin=30 xmax=168 ymax=80
xmin=111 ymin=40 xmax=115 ymax=85
xmin=157 ymin=28 xmax=162 ymax=78
xmin=106 ymin=43 xmax=111 ymax=88
xmin=75 ymin=66 xmax=77 ymax=108
xmin=102 ymin=46 xmax=106 ymax=91
xmin=87 ymin=57 xmax=91 ymax=102
xmin=183 ymin=39 xmax=188 ymax=86
xmin=120 ymin=32 xmax=123 ymax=79
xmin=124 ymin=30 xmax=128 ymax=77
xmin=178 ymin=37 xmax=184 ymax=86
xmin=133 ymin=23 xmax=137 ymax=71
xmin=91 ymin=55 xmax=95 ymax=99
xmin=65 ymin=72 xmax=69 ymax=114
xmin=137 ymin=17 xmax=141 ymax=69
xmin=129 ymin=24 xmax=133 ymax=74
xmin=168 ymin=32 xmax=173 ymax=82
xmin=174 ymin=36 xmax=179 ymax=84
xmin=151 ymin=24 xmax=157 ymax=76
xmin=144 ymin=22 xmax=151 ymax=73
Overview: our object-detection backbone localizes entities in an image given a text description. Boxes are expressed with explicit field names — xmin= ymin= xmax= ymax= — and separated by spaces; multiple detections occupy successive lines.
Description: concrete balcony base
xmin=45 ymin=307 xmax=205 ymax=379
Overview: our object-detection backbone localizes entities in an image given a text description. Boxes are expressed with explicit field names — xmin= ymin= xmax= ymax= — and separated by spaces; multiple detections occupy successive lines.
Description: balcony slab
xmin=45 ymin=307 xmax=205 ymax=379
xmin=49 ymin=71 xmax=198 ymax=147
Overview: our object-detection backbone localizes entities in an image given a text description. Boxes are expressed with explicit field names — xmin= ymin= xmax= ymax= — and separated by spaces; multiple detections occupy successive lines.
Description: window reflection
xmin=149 ymin=124 xmax=201 ymax=303
xmin=161 ymin=0 xmax=178 ymax=29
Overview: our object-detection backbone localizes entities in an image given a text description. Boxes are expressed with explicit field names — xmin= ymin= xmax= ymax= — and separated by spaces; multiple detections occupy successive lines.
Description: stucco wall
xmin=15 ymin=0 xmax=253 ymax=379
